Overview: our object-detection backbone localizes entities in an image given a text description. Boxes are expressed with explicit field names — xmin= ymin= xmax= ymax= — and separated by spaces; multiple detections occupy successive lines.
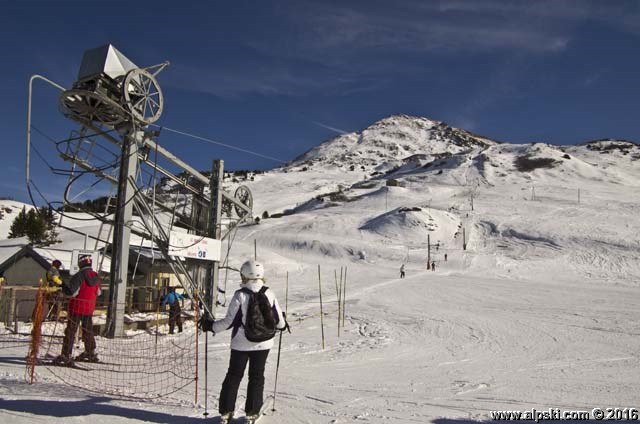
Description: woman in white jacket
xmin=200 ymin=259 xmax=287 ymax=422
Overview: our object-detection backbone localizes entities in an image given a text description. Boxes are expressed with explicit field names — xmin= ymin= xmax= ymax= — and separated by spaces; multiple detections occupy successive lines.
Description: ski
xmin=39 ymin=359 xmax=89 ymax=371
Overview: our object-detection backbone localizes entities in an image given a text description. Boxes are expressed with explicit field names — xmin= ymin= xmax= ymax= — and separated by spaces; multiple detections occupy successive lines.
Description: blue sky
xmin=2 ymin=0 xmax=639 ymax=202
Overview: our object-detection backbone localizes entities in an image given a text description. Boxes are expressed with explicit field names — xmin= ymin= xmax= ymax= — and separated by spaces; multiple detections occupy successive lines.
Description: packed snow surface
xmin=1 ymin=116 xmax=639 ymax=422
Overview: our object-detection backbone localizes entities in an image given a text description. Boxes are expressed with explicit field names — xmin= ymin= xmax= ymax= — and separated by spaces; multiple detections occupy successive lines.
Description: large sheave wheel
xmin=60 ymin=89 xmax=125 ymax=127
xmin=122 ymin=68 xmax=164 ymax=125
xmin=234 ymin=186 xmax=253 ymax=218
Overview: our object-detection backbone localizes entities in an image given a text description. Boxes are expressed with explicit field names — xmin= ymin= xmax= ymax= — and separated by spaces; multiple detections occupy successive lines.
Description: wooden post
xmin=318 ymin=265 xmax=325 ymax=349
xmin=155 ymin=279 xmax=160 ymax=354
xmin=342 ymin=266 xmax=347 ymax=328
xmin=254 ymin=239 xmax=257 ymax=261
xmin=339 ymin=267 xmax=344 ymax=335
xmin=385 ymin=187 xmax=388 ymax=211
xmin=336 ymin=269 xmax=341 ymax=337
xmin=463 ymin=227 xmax=467 ymax=251
xmin=427 ymin=234 xmax=431 ymax=267
xmin=10 ymin=289 xmax=16 ymax=334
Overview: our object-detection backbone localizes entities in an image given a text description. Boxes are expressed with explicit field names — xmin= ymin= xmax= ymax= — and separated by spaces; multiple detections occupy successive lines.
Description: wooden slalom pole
xmin=318 ymin=265 xmax=325 ymax=349
xmin=342 ymin=267 xmax=347 ymax=327
xmin=336 ymin=269 xmax=341 ymax=337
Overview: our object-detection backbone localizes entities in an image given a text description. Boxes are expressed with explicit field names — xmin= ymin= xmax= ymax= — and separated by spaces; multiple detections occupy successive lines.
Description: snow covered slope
xmin=0 ymin=200 xmax=35 ymax=239
xmin=1 ymin=116 xmax=639 ymax=423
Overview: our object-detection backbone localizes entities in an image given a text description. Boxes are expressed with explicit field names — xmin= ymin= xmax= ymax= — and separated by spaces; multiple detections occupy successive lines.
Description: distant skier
xmin=444 ymin=253 xmax=448 ymax=262
xmin=162 ymin=286 xmax=183 ymax=334
xmin=431 ymin=261 xmax=436 ymax=271
xmin=400 ymin=263 xmax=405 ymax=279
xmin=199 ymin=259 xmax=288 ymax=423
xmin=55 ymin=255 xmax=101 ymax=365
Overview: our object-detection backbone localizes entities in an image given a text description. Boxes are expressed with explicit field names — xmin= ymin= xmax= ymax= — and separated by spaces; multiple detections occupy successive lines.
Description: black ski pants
xmin=62 ymin=313 xmax=95 ymax=358
xmin=219 ymin=349 xmax=269 ymax=415
xmin=168 ymin=303 xmax=182 ymax=334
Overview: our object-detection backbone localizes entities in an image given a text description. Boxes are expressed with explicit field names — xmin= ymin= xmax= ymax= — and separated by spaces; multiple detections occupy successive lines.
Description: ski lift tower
xmin=59 ymin=45 xmax=168 ymax=337
xmin=53 ymin=45 xmax=253 ymax=337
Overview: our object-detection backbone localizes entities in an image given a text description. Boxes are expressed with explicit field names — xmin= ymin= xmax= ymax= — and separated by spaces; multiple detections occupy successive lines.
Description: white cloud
xmin=285 ymin=0 xmax=575 ymax=54
xmin=166 ymin=1 xmax=637 ymax=98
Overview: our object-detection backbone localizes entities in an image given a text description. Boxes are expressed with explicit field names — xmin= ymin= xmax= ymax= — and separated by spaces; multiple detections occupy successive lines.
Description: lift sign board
xmin=168 ymin=231 xmax=221 ymax=262
xmin=70 ymin=250 xmax=101 ymax=275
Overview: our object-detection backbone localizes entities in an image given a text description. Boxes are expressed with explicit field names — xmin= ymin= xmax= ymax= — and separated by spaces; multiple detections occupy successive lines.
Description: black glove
xmin=280 ymin=312 xmax=291 ymax=334
xmin=198 ymin=314 xmax=215 ymax=333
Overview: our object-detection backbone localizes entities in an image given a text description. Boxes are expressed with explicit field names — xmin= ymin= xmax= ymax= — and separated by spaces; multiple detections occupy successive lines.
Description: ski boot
xmin=219 ymin=412 xmax=234 ymax=424
xmin=52 ymin=355 xmax=74 ymax=367
xmin=245 ymin=412 xmax=263 ymax=423
xmin=75 ymin=351 xmax=100 ymax=363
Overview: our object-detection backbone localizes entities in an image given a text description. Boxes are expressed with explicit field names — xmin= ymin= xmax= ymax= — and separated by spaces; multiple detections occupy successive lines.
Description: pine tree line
xmin=8 ymin=206 xmax=60 ymax=246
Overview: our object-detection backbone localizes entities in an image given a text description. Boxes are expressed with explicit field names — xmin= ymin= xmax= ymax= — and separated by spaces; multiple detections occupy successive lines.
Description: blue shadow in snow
xmin=0 ymin=395 xmax=210 ymax=423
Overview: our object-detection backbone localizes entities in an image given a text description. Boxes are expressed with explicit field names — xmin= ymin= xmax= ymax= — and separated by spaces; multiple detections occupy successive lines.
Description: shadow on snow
xmin=0 ymin=395 xmax=207 ymax=423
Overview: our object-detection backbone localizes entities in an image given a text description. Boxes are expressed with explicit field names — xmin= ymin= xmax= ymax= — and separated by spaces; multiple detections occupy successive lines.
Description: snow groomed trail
xmin=260 ymin=266 xmax=640 ymax=423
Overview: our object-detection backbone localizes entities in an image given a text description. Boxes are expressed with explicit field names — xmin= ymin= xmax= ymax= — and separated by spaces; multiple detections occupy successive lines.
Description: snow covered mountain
xmin=288 ymin=114 xmax=498 ymax=173
xmin=239 ymin=115 xmax=640 ymax=287
xmin=3 ymin=115 xmax=639 ymax=281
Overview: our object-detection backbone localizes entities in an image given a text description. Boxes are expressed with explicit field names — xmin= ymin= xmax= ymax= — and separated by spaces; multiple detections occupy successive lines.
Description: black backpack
xmin=240 ymin=286 xmax=276 ymax=342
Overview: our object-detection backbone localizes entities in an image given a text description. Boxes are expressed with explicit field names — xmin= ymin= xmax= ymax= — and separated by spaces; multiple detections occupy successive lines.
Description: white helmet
xmin=78 ymin=255 xmax=93 ymax=268
xmin=240 ymin=259 xmax=264 ymax=281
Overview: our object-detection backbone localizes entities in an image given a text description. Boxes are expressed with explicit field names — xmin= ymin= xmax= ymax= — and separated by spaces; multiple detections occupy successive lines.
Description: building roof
xmin=0 ymin=239 xmax=53 ymax=275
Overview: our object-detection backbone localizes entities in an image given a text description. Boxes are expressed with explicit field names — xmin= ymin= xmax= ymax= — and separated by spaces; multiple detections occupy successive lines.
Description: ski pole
xmin=271 ymin=329 xmax=283 ymax=412
xmin=272 ymin=312 xmax=290 ymax=412
xmin=203 ymin=330 xmax=209 ymax=417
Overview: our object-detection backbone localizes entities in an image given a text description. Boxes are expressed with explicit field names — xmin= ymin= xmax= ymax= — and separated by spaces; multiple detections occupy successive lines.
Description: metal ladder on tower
xmin=94 ymin=189 xmax=116 ymax=273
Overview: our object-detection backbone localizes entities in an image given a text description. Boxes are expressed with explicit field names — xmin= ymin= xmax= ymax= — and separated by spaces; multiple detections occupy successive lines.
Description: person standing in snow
xmin=55 ymin=255 xmax=101 ymax=365
xmin=199 ymin=259 xmax=288 ymax=423
xmin=162 ymin=286 xmax=183 ymax=334
xmin=444 ymin=253 xmax=448 ymax=262
xmin=431 ymin=261 xmax=436 ymax=271
xmin=44 ymin=259 xmax=63 ymax=320
xmin=400 ymin=263 xmax=405 ymax=279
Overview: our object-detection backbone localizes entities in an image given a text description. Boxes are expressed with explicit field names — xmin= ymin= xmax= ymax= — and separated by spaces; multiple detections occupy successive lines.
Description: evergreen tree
xmin=25 ymin=208 xmax=46 ymax=245
xmin=8 ymin=206 xmax=28 ymax=239
xmin=40 ymin=207 xmax=59 ymax=246
xmin=9 ymin=206 xmax=60 ymax=245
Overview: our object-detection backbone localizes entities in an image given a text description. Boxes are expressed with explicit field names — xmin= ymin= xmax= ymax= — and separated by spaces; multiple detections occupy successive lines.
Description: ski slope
xmin=1 ymin=117 xmax=639 ymax=422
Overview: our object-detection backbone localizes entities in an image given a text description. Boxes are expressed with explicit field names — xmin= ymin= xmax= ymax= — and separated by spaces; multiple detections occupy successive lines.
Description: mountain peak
xmin=288 ymin=114 xmax=497 ymax=171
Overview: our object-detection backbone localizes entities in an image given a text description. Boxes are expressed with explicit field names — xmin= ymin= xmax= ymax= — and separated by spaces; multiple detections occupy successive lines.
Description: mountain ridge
xmin=286 ymin=114 xmax=638 ymax=175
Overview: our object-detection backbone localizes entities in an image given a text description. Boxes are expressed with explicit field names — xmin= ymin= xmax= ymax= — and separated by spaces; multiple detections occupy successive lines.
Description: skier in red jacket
xmin=55 ymin=255 xmax=101 ymax=366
